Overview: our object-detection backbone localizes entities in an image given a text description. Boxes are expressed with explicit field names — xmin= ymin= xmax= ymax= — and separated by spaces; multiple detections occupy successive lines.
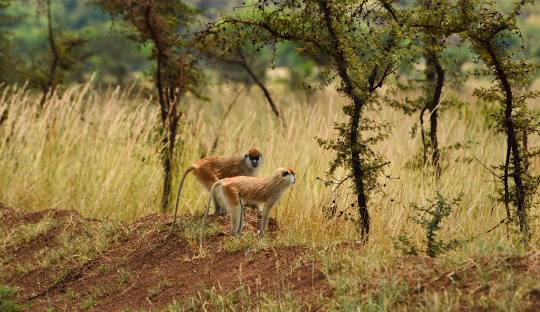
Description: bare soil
xmin=0 ymin=204 xmax=329 ymax=311
xmin=1 ymin=203 xmax=539 ymax=311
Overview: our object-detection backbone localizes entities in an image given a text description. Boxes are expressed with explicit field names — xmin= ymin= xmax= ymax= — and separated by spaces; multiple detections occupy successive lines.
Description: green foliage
xmin=392 ymin=235 xmax=420 ymax=256
xmin=462 ymin=0 xmax=540 ymax=244
xmin=95 ymin=0 xmax=204 ymax=94
xmin=85 ymin=30 xmax=150 ymax=84
xmin=0 ymin=285 xmax=20 ymax=312
xmin=275 ymin=43 xmax=322 ymax=95
xmin=0 ymin=0 xmax=22 ymax=84
xmin=1 ymin=0 xmax=92 ymax=104
xmin=81 ymin=295 xmax=96 ymax=310
xmin=222 ymin=235 xmax=252 ymax=253
xmin=29 ymin=28 xmax=89 ymax=92
xmin=6 ymin=0 xmax=151 ymax=85
xmin=1 ymin=0 xmax=539 ymax=249
xmin=442 ymin=42 xmax=472 ymax=89
xmin=198 ymin=4 xmax=325 ymax=94
xmin=3 ymin=0 xmax=540 ymax=87
xmin=196 ymin=13 xmax=274 ymax=86
xmin=394 ymin=192 xmax=463 ymax=257
xmin=219 ymin=0 xmax=418 ymax=237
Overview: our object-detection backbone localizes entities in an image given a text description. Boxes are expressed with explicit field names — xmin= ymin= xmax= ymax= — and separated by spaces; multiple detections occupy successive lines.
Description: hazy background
xmin=1 ymin=0 xmax=538 ymax=87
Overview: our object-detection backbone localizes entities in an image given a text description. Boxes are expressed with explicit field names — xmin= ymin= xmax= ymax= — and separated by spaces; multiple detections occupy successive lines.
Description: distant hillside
xmin=1 ymin=0 xmax=539 ymax=85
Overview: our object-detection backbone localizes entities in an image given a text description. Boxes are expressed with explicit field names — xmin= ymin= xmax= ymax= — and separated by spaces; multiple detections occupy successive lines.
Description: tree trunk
xmin=39 ymin=0 xmax=59 ymax=110
xmin=237 ymin=50 xmax=281 ymax=120
xmin=161 ymin=143 xmax=173 ymax=212
xmin=318 ymin=0 xmax=370 ymax=240
xmin=143 ymin=4 xmax=177 ymax=212
xmin=157 ymin=54 xmax=172 ymax=212
xmin=426 ymin=54 xmax=444 ymax=176
xmin=503 ymin=142 xmax=511 ymax=220
xmin=161 ymin=116 xmax=179 ymax=212
xmin=144 ymin=5 xmax=168 ymax=124
xmin=350 ymin=97 xmax=370 ymax=240
xmin=485 ymin=43 xmax=528 ymax=243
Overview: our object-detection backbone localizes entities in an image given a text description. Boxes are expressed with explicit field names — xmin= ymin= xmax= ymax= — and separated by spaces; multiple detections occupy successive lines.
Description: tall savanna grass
xmin=0 ymin=81 xmax=538 ymax=254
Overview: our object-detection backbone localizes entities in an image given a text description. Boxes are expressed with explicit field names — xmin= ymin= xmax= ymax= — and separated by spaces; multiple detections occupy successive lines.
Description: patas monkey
xmin=169 ymin=148 xmax=263 ymax=235
xmin=200 ymin=168 xmax=296 ymax=245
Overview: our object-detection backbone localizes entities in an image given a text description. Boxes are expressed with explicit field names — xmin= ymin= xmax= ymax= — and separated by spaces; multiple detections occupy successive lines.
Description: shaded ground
xmin=1 ymin=203 xmax=540 ymax=311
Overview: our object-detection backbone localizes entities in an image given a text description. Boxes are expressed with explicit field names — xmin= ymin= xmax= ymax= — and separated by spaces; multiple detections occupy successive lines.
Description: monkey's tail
xmin=168 ymin=166 xmax=194 ymax=238
xmin=200 ymin=180 xmax=223 ymax=248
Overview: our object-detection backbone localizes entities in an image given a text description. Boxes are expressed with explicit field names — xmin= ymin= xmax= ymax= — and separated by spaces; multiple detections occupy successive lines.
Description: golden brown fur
xmin=192 ymin=156 xmax=253 ymax=189
xmin=168 ymin=148 xmax=262 ymax=236
xmin=200 ymin=168 xmax=295 ymax=245
xmin=221 ymin=174 xmax=292 ymax=204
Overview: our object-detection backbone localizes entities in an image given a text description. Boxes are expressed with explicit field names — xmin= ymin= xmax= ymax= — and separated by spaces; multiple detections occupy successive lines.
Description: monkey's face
xmin=279 ymin=168 xmax=296 ymax=185
xmin=245 ymin=148 xmax=262 ymax=170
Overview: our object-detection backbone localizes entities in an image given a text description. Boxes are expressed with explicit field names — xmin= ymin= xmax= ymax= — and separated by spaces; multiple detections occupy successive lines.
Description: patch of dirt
xmin=5 ymin=211 xmax=82 ymax=260
xmin=3 ymin=204 xmax=539 ymax=311
xmin=1 ymin=205 xmax=108 ymax=303
xmin=0 ymin=205 xmax=329 ymax=311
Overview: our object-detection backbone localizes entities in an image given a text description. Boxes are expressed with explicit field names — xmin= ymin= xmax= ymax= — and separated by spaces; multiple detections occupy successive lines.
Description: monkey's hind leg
xmin=194 ymin=166 xmax=224 ymax=215
xmin=213 ymin=192 xmax=225 ymax=216
xmin=222 ymin=185 xmax=242 ymax=235
xmin=229 ymin=203 xmax=243 ymax=235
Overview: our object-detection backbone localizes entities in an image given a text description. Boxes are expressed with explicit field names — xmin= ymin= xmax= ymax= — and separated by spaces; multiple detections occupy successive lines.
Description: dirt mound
xmin=3 ymin=204 xmax=539 ymax=311
xmin=1 ymin=205 xmax=88 ymax=282
xmin=0 ymin=205 xmax=329 ymax=311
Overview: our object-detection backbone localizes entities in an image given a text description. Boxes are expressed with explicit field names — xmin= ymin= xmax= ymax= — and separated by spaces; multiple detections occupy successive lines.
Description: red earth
xmin=2 ymin=203 xmax=539 ymax=311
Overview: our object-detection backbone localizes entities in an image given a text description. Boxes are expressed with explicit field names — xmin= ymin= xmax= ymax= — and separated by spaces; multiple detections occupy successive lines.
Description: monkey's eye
xmin=282 ymin=171 xmax=289 ymax=177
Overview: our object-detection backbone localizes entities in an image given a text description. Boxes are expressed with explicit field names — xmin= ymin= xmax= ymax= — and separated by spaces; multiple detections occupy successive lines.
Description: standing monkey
xmin=169 ymin=148 xmax=263 ymax=234
xmin=201 ymin=168 xmax=296 ymax=245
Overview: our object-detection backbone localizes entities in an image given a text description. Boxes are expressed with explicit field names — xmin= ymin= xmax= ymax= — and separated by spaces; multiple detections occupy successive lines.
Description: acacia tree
xmin=385 ymin=0 xmax=539 ymax=243
xmin=386 ymin=0 xmax=447 ymax=174
xmin=384 ymin=0 xmax=481 ymax=177
xmin=97 ymin=0 xmax=204 ymax=211
xmin=34 ymin=0 xmax=88 ymax=110
xmin=0 ymin=0 xmax=16 ymax=129
xmin=0 ymin=0 xmax=19 ymax=85
xmin=462 ymin=0 xmax=539 ymax=244
xmin=221 ymin=0 xmax=413 ymax=240
xmin=196 ymin=24 xmax=282 ymax=121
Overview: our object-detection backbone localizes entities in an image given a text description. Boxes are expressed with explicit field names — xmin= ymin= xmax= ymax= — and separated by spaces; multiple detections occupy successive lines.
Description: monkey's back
xmin=221 ymin=176 xmax=277 ymax=201
xmin=195 ymin=156 xmax=250 ymax=179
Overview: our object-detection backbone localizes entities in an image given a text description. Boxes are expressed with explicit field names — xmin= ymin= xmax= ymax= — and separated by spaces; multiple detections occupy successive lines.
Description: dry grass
xmin=0 ymin=80 xmax=538 ymax=259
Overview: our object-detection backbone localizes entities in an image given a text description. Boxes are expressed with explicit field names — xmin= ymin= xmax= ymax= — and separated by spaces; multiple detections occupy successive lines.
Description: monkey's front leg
xmin=239 ymin=199 xmax=246 ymax=233
xmin=258 ymin=201 xmax=275 ymax=238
